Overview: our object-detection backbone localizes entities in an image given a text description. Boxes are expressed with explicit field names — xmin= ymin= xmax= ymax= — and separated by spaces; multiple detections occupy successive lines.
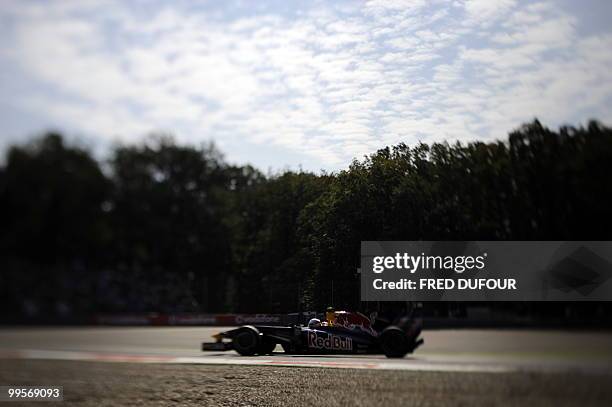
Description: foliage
xmin=1 ymin=120 xmax=611 ymax=318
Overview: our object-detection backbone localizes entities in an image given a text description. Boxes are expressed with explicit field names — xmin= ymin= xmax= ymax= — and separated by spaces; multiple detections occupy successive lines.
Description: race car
xmin=202 ymin=310 xmax=423 ymax=358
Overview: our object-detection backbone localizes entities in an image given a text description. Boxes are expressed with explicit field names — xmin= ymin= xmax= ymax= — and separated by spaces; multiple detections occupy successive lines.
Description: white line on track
xmin=0 ymin=349 xmax=525 ymax=373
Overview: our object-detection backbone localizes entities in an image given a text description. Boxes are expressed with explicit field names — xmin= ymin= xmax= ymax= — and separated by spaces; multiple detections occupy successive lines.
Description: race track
xmin=2 ymin=327 xmax=611 ymax=373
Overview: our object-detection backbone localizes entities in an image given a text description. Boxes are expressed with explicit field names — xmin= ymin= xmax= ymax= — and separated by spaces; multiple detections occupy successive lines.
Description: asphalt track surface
xmin=1 ymin=327 xmax=612 ymax=373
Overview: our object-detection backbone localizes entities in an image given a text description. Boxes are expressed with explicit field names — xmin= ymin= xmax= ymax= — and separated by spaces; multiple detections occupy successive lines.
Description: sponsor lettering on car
xmin=307 ymin=331 xmax=353 ymax=351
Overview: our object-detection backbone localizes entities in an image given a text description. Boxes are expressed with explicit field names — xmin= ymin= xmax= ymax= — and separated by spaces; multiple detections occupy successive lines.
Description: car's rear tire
xmin=232 ymin=327 xmax=260 ymax=356
xmin=257 ymin=338 xmax=277 ymax=355
xmin=380 ymin=326 xmax=410 ymax=358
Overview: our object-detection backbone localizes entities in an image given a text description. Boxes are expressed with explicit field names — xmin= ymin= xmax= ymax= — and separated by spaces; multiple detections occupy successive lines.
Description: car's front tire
xmin=232 ymin=327 xmax=261 ymax=356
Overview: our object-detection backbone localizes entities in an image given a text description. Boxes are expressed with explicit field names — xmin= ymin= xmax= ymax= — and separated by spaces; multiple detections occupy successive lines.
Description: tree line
xmin=1 ymin=120 xmax=611 ymax=320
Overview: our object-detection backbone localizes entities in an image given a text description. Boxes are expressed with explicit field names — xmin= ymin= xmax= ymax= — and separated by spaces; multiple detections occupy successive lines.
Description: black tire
xmin=232 ymin=327 xmax=260 ymax=356
xmin=280 ymin=343 xmax=293 ymax=354
xmin=257 ymin=338 xmax=277 ymax=355
xmin=380 ymin=326 xmax=410 ymax=358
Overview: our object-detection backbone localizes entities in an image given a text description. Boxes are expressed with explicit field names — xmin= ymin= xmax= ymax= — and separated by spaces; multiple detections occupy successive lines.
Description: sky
xmin=1 ymin=0 xmax=611 ymax=172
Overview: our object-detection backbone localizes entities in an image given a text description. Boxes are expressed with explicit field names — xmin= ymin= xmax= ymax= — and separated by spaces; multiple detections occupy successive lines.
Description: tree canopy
xmin=1 ymin=120 xmax=611 ymax=320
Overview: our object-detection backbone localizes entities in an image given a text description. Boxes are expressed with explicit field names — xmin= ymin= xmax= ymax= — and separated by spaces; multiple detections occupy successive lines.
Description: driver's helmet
xmin=325 ymin=307 xmax=336 ymax=326
xmin=308 ymin=318 xmax=321 ymax=329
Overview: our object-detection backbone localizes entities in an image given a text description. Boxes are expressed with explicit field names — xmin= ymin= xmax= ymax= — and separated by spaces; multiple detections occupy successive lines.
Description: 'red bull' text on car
xmin=201 ymin=310 xmax=424 ymax=358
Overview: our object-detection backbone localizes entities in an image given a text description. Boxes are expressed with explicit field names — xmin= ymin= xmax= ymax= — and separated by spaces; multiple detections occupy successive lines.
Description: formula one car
xmin=202 ymin=311 xmax=423 ymax=358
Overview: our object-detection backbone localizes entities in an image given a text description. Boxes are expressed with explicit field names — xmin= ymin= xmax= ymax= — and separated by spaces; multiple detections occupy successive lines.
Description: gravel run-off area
xmin=1 ymin=360 xmax=612 ymax=406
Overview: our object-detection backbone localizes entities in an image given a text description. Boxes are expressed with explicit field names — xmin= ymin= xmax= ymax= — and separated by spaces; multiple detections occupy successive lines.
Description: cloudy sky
xmin=1 ymin=0 xmax=611 ymax=171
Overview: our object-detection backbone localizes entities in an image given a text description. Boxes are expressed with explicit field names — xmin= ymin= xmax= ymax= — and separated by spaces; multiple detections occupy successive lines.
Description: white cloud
xmin=0 ymin=0 xmax=611 ymax=170
xmin=463 ymin=0 xmax=517 ymax=26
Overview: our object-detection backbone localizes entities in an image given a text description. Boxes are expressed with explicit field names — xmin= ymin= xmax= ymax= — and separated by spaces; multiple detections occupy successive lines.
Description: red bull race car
xmin=202 ymin=310 xmax=423 ymax=358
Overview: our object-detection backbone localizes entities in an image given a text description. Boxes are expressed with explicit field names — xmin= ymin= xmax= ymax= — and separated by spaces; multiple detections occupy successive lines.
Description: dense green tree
xmin=297 ymin=120 xmax=612 ymax=308
xmin=1 ymin=120 xmax=611 ymax=319
xmin=0 ymin=133 xmax=110 ymax=319
xmin=228 ymin=171 xmax=330 ymax=312
xmin=107 ymin=136 xmax=232 ymax=312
